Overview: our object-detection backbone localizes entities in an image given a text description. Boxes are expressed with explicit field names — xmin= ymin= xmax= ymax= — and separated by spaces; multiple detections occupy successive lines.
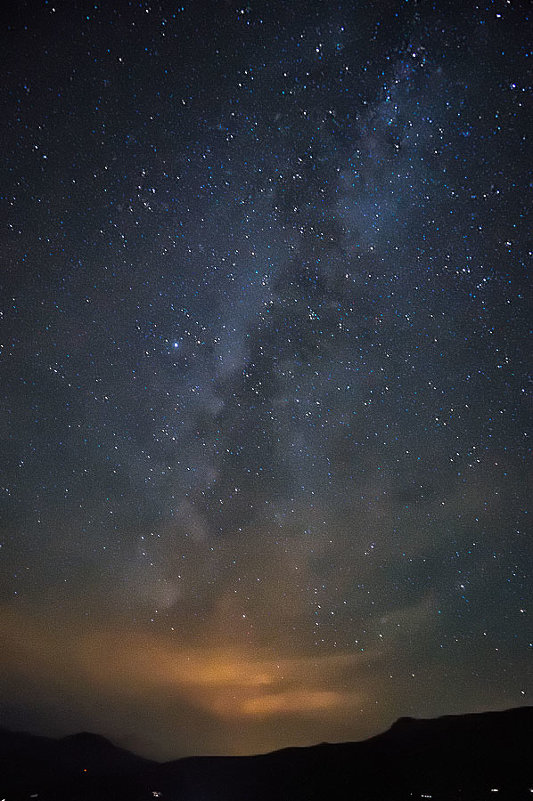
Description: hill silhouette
xmin=1 ymin=706 xmax=531 ymax=799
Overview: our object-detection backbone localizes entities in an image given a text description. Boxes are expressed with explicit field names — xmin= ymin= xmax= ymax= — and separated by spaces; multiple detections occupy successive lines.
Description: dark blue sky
xmin=1 ymin=0 xmax=530 ymax=759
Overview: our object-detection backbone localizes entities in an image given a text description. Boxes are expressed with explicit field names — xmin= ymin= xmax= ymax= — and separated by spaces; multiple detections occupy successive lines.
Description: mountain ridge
xmin=1 ymin=705 xmax=531 ymax=800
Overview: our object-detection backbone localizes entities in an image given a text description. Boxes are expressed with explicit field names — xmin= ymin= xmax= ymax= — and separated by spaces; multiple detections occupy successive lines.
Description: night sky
xmin=1 ymin=0 xmax=531 ymax=761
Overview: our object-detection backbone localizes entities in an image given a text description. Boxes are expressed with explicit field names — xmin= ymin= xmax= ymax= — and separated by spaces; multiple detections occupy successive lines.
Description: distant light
xmin=172 ymin=341 xmax=179 ymax=348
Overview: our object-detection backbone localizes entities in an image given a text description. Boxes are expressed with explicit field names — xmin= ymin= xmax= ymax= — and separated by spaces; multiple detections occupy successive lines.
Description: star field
xmin=0 ymin=0 xmax=530 ymax=759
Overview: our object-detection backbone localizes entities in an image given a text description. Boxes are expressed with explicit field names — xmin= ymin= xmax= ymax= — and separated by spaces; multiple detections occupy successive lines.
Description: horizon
xmin=1 ymin=0 xmax=529 ymax=763
xmin=3 ymin=703 xmax=531 ymax=763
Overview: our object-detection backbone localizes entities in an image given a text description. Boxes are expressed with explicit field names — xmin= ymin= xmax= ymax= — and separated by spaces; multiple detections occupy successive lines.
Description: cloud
xmin=0 ymin=604 xmax=380 ymax=754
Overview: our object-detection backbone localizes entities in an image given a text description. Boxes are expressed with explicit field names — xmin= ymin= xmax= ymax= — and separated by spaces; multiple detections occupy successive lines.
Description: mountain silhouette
xmin=1 ymin=706 xmax=531 ymax=799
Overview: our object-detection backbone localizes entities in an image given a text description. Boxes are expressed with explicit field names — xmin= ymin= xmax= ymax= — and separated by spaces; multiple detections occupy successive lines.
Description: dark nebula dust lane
xmin=0 ymin=0 xmax=530 ymax=760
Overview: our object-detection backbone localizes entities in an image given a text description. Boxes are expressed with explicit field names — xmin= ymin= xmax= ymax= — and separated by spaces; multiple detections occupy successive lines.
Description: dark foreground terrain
xmin=1 ymin=706 xmax=531 ymax=800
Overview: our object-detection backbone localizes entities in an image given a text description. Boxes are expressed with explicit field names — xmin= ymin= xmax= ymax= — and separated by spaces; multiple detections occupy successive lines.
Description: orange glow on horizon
xmin=1 ymin=607 xmax=370 ymax=725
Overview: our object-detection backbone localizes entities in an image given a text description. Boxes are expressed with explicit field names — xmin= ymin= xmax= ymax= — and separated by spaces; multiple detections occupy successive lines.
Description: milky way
xmin=1 ymin=0 xmax=530 ymax=759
